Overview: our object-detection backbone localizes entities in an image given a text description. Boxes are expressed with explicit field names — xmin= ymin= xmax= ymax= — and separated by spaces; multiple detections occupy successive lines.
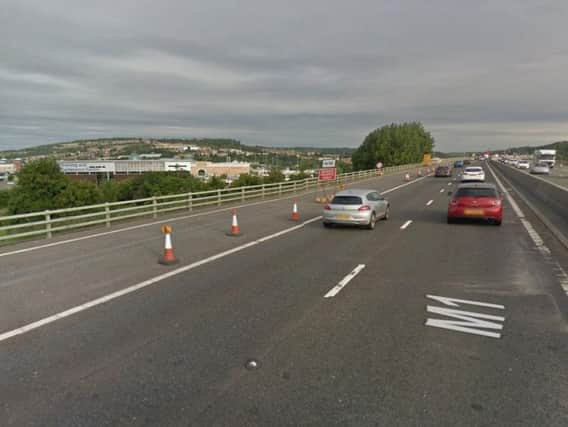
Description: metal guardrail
xmin=0 ymin=164 xmax=424 ymax=242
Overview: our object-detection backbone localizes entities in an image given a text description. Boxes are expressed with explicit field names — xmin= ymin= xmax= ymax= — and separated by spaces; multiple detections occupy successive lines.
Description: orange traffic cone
xmin=227 ymin=209 xmax=242 ymax=236
xmin=291 ymin=202 xmax=299 ymax=221
xmin=159 ymin=224 xmax=178 ymax=265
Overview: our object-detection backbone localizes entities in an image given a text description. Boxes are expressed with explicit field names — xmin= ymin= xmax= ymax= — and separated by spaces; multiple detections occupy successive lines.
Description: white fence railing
xmin=0 ymin=164 xmax=424 ymax=242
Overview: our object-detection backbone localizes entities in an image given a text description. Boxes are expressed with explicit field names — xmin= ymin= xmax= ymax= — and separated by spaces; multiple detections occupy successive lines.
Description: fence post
xmin=188 ymin=193 xmax=192 ymax=212
xmin=45 ymin=210 xmax=52 ymax=239
xmin=293 ymin=181 xmax=297 ymax=194
xmin=261 ymin=184 xmax=265 ymax=199
xmin=217 ymin=189 xmax=222 ymax=206
xmin=278 ymin=182 xmax=282 ymax=197
xmin=152 ymin=196 xmax=158 ymax=218
xmin=241 ymin=187 xmax=245 ymax=202
xmin=105 ymin=202 xmax=111 ymax=227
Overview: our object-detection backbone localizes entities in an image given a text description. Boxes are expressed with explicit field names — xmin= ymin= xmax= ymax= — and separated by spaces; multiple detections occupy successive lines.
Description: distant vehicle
xmin=533 ymin=149 xmax=556 ymax=168
xmin=530 ymin=162 xmax=550 ymax=175
xmin=463 ymin=159 xmax=471 ymax=165
xmin=510 ymin=159 xmax=520 ymax=167
xmin=447 ymin=183 xmax=502 ymax=225
xmin=434 ymin=166 xmax=452 ymax=177
xmin=517 ymin=160 xmax=530 ymax=170
xmin=461 ymin=166 xmax=485 ymax=182
xmin=454 ymin=160 xmax=464 ymax=168
xmin=323 ymin=189 xmax=389 ymax=229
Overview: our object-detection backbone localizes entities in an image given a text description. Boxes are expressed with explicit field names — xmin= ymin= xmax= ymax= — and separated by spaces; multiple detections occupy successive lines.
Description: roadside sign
xmin=322 ymin=159 xmax=336 ymax=168
xmin=318 ymin=168 xmax=337 ymax=181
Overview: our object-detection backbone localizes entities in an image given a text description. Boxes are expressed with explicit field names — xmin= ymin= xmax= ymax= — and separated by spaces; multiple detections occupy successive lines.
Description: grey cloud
xmin=1 ymin=0 xmax=567 ymax=152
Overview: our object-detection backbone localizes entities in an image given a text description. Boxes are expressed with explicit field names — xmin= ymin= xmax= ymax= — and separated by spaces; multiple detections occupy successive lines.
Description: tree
xmin=352 ymin=122 xmax=435 ymax=170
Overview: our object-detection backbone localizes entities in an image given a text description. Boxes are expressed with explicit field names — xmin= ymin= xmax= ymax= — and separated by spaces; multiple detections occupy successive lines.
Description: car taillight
xmin=324 ymin=204 xmax=331 ymax=210
xmin=358 ymin=205 xmax=371 ymax=211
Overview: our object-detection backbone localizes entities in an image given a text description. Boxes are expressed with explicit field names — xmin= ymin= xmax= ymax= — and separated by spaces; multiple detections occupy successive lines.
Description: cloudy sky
xmin=1 ymin=0 xmax=567 ymax=152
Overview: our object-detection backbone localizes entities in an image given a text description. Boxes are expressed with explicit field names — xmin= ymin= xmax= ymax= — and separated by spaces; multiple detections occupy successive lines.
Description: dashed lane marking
xmin=324 ymin=264 xmax=366 ymax=298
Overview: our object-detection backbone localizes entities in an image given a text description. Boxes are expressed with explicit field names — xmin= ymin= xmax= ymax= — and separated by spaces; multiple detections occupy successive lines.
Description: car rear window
xmin=331 ymin=196 xmax=363 ymax=205
xmin=465 ymin=167 xmax=482 ymax=172
xmin=455 ymin=188 xmax=497 ymax=198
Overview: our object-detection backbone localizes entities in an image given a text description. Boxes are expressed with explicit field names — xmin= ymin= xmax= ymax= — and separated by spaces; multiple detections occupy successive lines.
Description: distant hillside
xmin=0 ymin=137 xmax=354 ymax=160
xmin=494 ymin=141 xmax=568 ymax=160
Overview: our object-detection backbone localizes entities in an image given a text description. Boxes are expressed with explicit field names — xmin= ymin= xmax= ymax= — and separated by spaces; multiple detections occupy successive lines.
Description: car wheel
xmin=447 ymin=217 xmax=454 ymax=224
xmin=383 ymin=206 xmax=390 ymax=220
xmin=323 ymin=222 xmax=332 ymax=228
xmin=367 ymin=213 xmax=376 ymax=230
xmin=493 ymin=219 xmax=502 ymax=226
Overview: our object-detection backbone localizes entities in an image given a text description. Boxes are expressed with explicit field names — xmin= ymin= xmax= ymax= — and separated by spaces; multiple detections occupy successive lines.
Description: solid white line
xmin=0 ymin=172 xmax=429 ymax=259
xmin=440 ymin=188 xmax=445 ymax=193
xmin=502 ymin=162 xmax=568 ymax=193
xmin=0 ymin=216 xmax=320 ymax=343
xmin=426 ymin=200 xmax=434 ymax=206
xmin=381 ymin=174 xmax=430 ymax=194
xmin=324 ymin=264 xmax=366 ymax=298
xmin=486 ymin=163 xmax=525 ymax=218
xmin=400 ymin=220 xmax=413 ymax=230
xmin=0 ymin=173 xmax=431 ymax=343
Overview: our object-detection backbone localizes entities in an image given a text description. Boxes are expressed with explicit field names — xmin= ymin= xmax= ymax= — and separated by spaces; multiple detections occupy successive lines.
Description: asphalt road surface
xmin=1 ymin=164 xmax=567 ymax=426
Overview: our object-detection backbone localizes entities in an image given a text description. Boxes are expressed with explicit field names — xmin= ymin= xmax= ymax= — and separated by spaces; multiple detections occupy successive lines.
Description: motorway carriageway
xmin=1 ymin=164 xmax=567 ymax=426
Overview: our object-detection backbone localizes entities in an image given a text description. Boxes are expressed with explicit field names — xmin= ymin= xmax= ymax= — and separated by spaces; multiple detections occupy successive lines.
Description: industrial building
xmin=57 ymin=160 xmax=250 ymax=180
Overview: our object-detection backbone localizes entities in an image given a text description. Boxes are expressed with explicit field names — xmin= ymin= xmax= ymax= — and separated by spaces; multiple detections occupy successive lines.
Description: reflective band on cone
xmin=291 ymin=202 xmax=299 ymax=221
xmin=159 ymin=230 xmax=178 ymax=265
xmin=227 ymin=209 xmax=242 ymax=236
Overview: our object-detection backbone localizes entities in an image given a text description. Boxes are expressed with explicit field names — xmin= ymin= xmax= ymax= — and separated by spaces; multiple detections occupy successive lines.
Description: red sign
xmin=318 ymin=168 xmax=337 ymax=181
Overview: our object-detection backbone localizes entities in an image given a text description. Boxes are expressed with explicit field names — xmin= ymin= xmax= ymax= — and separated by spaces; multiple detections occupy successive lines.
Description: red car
xmin=447 ymin=183 xmax=503 ymax=225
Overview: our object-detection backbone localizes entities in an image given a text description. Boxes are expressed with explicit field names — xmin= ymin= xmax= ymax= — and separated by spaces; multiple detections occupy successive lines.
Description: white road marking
xmin=381 ymin=174 xmax=430 ymax=195
xmin=0 ymin=216 xmax=322 ymax=343
xmin=426 ymin=294 xmax=505 ymax=309
xmin=488 ymin=162 xmax=568 ymax=296
xmin=426 ymin=200 xmax=434 ymax=206
xmin=447 ymin=182 xmax=452 ymax=186
xmin=324 ymin=264 xmax=366 ymax=298
xmin=425 ymin=294 xmax=506 ymax=339
xmin=425 ymin=307 xmax=505 ymax=338
xmin=0 ymin=173 xmax=430 ymax=259
xmin=486 ymin=164 xmax=524 ymax=218
xmin=0 ymin=174 xmax=432 ymax=343
xmin=440 ymin=188 xmax=445 ymax=193
xmin=400 ymin=220 xmax=413 ymax=230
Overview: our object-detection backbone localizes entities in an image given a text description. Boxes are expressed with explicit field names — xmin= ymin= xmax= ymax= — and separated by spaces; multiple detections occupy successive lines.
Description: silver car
xmin=530 ymin=162 xmax=550 ymax=175
xmin=323 ymin=189 xmax=390 ymax=229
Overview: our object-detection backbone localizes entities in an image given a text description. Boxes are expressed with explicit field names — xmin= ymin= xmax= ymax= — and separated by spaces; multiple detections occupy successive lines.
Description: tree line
xmin=0 ymin=159 xmax=312 ymax=215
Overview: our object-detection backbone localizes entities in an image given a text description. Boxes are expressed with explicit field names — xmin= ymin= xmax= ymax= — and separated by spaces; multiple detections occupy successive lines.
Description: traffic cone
xmin=291 ymin=202 xmax=299 ymax=221
xmin=404 ymin=173 xmax=411 ymax=182
xmin=227 ymin=209 xmax=242 ymax=236
xmin=159 ymin=224 xmax=178 ymax=265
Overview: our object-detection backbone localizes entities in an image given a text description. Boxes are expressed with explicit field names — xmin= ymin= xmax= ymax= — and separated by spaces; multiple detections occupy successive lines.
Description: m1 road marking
xmin=400 ymin=220 xmax=413 ymax=230
xmin=440 ymin=188 xmax=445 ymax=193
xmin=425 ymin=294 xmax=506 ymax=339
xmin=426 ymin=200 xmax=434 ymax=206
